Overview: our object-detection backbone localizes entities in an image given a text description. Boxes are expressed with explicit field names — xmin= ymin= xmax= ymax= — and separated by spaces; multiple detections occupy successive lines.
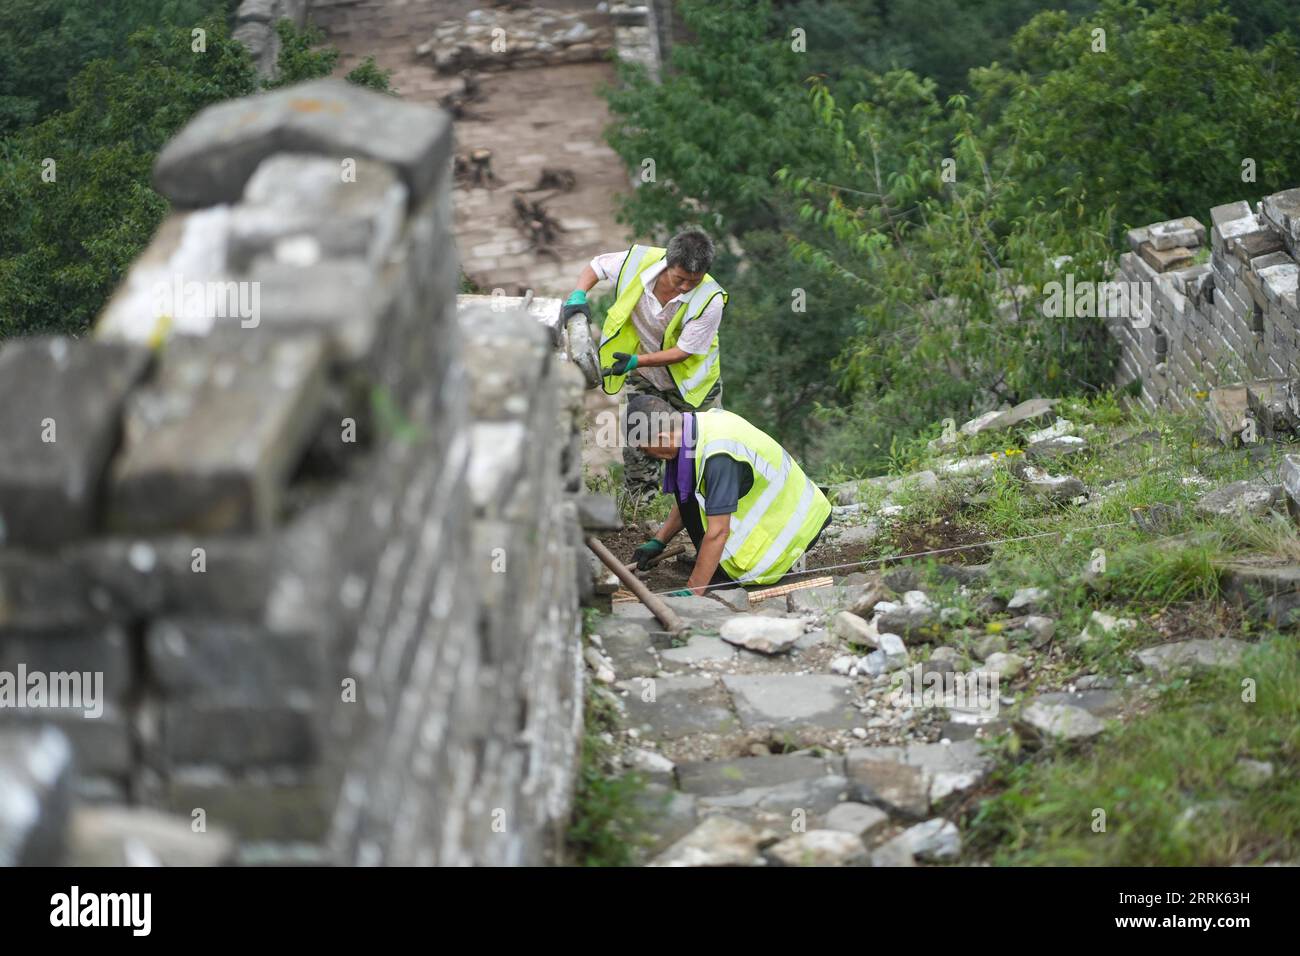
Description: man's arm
xmin=574 ymin=263 xmax=600 ymax=294
xmin=656 ymin=503 xmax=684 ymax=544
xmin=645 ymin=294 xmax=723 ymax=369
xmin=633 ymin=346 xmax=690 ymax=368
xmin=686 ymin=512 xmax=729 ymax=594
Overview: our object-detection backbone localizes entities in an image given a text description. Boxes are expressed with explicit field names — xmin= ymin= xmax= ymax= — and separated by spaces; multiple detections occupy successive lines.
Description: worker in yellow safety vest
xmin=623 ymin=393 xmax=833 ymax=593
xmin=562 ymin=228 xmax=727 ymax=499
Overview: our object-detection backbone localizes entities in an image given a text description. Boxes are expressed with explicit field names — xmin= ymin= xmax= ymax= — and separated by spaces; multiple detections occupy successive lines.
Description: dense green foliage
xmin=0 ymin=13 xmax=390 ymax=341
xmin=604 ymin=0 xmax=1300 ymax=474
xmin=0 ymin=0 xmax=235 ymax=137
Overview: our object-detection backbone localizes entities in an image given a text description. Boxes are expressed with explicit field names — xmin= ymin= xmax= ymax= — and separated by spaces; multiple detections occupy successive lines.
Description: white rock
xmin=903 ymin=590 xmax=934 ymax=609
xmin=627 ymin=748 xmax=675 ymax=777
xmin=649 ymin=816 xmax=765 ymax=867
xmin=831 ymin=655 xmax=859 ymax=676
xmin=900 ymin=818 xmax=961 ymax=861
xmin=1073 ymin=610 xmax=1136 ymax=648
xmin=1026 ymin=417 xmax=1074 ymax=443
xmin=878 ymin=633 xmax=909 ymax=670
xmin=1007 ymin=587 xmax=1049 ymax=611
xmin=583 ymin=645 xmax=615 ymax=683
xmin=1019 ymin=701 xmax=1105 ymax=741
xmin=832 ymin=610 xmax=877 ymax=647
xmin=719 ymin=616 xmax=804 ymax=655
xmin=765 ymin=829 xmax=869 ymax=867
xmin=982 ymin=652 xmax=1026 ymax=680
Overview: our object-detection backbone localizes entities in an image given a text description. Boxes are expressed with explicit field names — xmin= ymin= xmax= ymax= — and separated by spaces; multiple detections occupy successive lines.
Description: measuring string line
xmin=642 ymin=519 xmax=1129 ymax=597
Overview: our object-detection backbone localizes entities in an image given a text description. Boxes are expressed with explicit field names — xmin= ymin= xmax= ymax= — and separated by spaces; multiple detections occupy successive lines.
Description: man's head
xmin=624 ymin=394 xmax=682 ymax=461
xmin=660 ymin=228 xmax=715 ymax=298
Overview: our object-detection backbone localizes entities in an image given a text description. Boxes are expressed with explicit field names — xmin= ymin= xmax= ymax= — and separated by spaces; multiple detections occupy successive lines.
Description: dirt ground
xmin=600 ymin=525 xmax=694 ymax=593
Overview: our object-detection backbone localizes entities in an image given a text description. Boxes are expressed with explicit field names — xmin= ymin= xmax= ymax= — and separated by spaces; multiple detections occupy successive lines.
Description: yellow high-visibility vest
xmin=693 ymin=409 xmax=832 ymax=585
xmin=598 ymin=244 xmax=726 ymax=407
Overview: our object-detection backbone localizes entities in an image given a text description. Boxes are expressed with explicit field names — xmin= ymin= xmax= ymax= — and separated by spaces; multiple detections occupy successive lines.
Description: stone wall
xmin=0 ymin=79 xmax=595 ymax=866
xmin=1109 ymin=187 xmax=1300 ymax=441
xmin=233 ymin=0 xmax=311 ymax=78
xmin=611 ymin=2 xmax=667 ymax=81
xmin=415 ymin=5 xmax=613 ymax=73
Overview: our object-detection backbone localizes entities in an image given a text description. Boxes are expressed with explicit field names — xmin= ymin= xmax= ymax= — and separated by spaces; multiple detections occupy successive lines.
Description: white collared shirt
xmin=590 ymin=250 xmax=724 ymax=392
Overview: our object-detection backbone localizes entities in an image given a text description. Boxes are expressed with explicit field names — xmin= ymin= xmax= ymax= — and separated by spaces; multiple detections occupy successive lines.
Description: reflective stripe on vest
xmin=693 ymin=410 xmax=831 ymax=585
xmin=614 ymin=243 xmax=656 ymax=299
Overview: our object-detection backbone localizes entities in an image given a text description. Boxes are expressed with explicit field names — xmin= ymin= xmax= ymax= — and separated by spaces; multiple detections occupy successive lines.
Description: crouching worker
xmin=625 ymin=394 xmax=832 ymax=595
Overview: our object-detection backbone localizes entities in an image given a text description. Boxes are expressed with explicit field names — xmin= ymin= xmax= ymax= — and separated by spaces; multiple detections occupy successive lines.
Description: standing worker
xmin=623 ymin=394 xmax=833 ymax=594
xmin=561 ymin=228 xmax=727 ymax=500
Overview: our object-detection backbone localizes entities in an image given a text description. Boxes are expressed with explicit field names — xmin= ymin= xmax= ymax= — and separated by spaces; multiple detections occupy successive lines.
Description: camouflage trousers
xmin=623 ymin=373 xmax=723 ymax=499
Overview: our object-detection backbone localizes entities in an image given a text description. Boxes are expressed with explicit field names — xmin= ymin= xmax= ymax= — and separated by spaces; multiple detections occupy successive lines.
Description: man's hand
xmin=632 ymin=539 xmax=665 ymax=570
xmin=561 ymin=289 xmax=590 ymax=322
xmin=605 ymin=351 xmax=638 ymax=376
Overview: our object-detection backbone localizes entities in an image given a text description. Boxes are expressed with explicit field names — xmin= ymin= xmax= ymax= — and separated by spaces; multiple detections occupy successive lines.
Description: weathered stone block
xmin=1261 ymin=188 xmax=1300 ymax=257
xmin=0 ymin=625 xmax=132 ymax=701
xmin=154 ymin=699 xmax=320 ymax=768
xmin=0 ymin=338 xmax=151 ymax=548
xmin=0 ymin=705 xmax=132 ymax=776
xmin=229 ymin=154 xmax=407 ymax=272
xmin=1205 ymin=385 xmax=1250 ymax=445
xmin=146 ymin=618 xmax=326 ymax=696
xmin=154 ymin=79 xmax=453 ymax=208
xmin=1139 ymin=242 xmax=1195 ymax=273
xmin=458 ymin=304 xmax=553 ymax=421
xmin=164 ymin=767 xmax=333 ymax=842
xmin=110 ymin=333 xmax=328 ymax=534
xmin=1211 ymin=200 xmax=1253 ymax=229
xmin=70 ymin=536 xmax=273 ymax=620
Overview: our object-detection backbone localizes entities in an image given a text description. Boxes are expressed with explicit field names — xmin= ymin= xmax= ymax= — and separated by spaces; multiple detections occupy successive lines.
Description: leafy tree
xmin=783 ymin=77 xmax=1116 ymax=471
xmin=979 ymin=0 xmax=1300 ymax=238
xmin=0 ymin=0 xmax=233 ymax=137
xmin=0 ymin=15 xmax=390 ymax=340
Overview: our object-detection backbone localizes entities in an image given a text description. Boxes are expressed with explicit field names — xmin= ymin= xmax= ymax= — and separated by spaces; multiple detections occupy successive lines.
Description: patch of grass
xmin=565 ymin=613 xmax=651 ymax=867
xmin=584 ymin=463 xmax=673 ymax=528
xmin=966 ymin=636 xmax=1300 ymax=865
xmin=1096 ymin=535 xmax=1224 ymax=606
xmin=565 ymin=683 xmax=651 ymax=867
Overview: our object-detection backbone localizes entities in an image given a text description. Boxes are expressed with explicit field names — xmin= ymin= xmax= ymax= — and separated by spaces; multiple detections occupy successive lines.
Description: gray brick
xmin=0 ymin=625 xmax=132 ymax=701
xmin=0 ymin=339 xmax=151 ymax=548
xmin=154 ymin=78 xmax=453 ymax=208
xmin=110 ymin=333 xmax=329 ymax=534
xmin=154 ymin=699 xmax=320 ymax=768
xmin=146 ymin=618 xmax=327 ymax=696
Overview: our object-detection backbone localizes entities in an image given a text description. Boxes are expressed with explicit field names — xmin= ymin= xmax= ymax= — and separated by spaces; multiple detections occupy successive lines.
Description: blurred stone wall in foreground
xmin=0 ymin=78 xmax=594 ymax=866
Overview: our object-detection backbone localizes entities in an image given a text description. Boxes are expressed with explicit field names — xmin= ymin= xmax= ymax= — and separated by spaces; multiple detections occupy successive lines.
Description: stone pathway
xmin=588 ymin=564 xmax=1266 ymax=866
xmin=583 ymin=400 xmax=1288 ymax=865
xmin=313 ymin=0 xmax=634 ymax=295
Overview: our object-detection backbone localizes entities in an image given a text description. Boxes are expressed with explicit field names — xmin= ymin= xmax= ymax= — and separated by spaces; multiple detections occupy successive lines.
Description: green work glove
xmin=667 ymin=589 xmax=694 ymax=597
xmin=607 ymin=351 xmax=638 ymax=376
xmin=560 ymin=289 xmax=590 ymax=322
xmin=632 ymin=539 xmax=665 ymax=570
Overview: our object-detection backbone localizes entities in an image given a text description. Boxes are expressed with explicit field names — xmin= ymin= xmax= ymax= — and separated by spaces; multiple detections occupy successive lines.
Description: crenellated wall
xmin=1108 ymin=187 xmax=1300 ymax=442
xmin=0 ymin=78 xmax=596 ymax=866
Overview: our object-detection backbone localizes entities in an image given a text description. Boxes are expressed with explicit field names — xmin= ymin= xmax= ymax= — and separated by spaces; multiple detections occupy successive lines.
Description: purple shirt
xmin=662 ymin=413 xmax=696 ymax=504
